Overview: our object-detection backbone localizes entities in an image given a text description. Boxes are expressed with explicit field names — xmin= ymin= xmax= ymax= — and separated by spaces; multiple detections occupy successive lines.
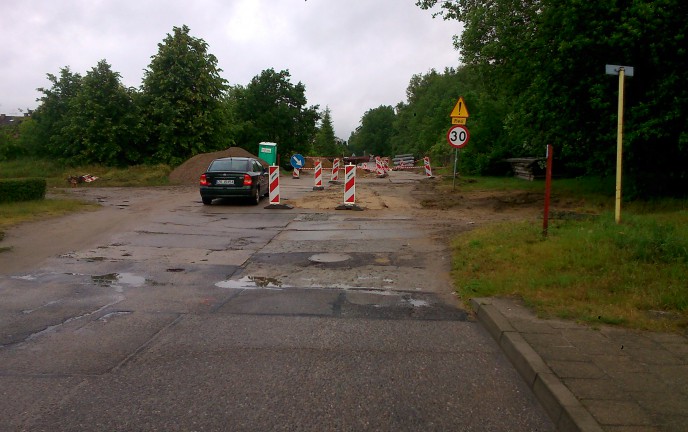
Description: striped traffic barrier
xmin=313 ymin=160 xmax=324 ymax=190
xmin=292 ymin=168 xmax=300 ymax=179
xmin=375 ymin=156 xmax=388 ymax=178
xmin=336 ymin=164 xmax=363 ymax=211
xmin=269 ymin=165 xmax=280 ymax=204
xmin=424 ymin=156 xmax=434 ymax=178
xmin=265 ymin=166 xmax=293 ymax=209
xmin=330 ymin=158 xmax=340 ymax=183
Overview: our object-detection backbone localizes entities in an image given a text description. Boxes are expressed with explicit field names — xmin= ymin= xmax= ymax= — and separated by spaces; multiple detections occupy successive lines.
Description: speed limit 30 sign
xmin=447 ymin=125 xmax=470 ymax=148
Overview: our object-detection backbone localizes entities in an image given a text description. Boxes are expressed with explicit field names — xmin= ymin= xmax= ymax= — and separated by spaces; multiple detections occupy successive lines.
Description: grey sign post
xmin=606 ymin=64 xmax=634 ymax=224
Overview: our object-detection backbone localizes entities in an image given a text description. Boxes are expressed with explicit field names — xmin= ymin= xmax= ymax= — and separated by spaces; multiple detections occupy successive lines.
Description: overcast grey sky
xmin=1 ymin=0 xmax=461 ymax=139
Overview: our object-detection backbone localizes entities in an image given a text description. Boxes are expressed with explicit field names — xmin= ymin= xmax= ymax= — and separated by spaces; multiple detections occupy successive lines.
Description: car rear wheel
xmin=251 ymin=187 xmax=260 ymax=205
xmin=202 ymin=197 xmax=213 ymax=205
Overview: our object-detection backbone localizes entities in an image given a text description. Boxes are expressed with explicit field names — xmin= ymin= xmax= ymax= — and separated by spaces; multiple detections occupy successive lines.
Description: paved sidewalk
xmin=471 ymin=297 xmax=688 ymax=432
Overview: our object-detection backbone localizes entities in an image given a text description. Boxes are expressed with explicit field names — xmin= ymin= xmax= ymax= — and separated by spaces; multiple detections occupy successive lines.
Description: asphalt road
xmin=0 ymin=175 xmax=554 ymax=431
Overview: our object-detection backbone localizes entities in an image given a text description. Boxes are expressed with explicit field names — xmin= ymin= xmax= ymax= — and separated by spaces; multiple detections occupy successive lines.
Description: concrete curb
xmin=471 ymin=298 xmax=604 ymax=432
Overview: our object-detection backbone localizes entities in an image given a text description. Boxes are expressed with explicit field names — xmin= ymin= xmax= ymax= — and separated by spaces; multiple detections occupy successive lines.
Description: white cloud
xmin=0 ymin=0 xmax=461 ymax=138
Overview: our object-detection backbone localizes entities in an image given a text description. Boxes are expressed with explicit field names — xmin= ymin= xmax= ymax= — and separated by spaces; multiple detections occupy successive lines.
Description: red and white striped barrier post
xmin=424 ymin=156 xmax=434 ymax=178
xmin=375 ymin=156 xmax=388 ymax=178
xmin=330 ymin=158 xmax=340 ymax=183
xmin=313 ymin=160 xmax=324 ymax=190
xmin=336 ymin=164 xmax=363 ymax=211
xmin=269 ymin=165 xmax=280 ymax=204
xmin=292 ymin=168 xmax=300 ymax=179
xmin=344 ymin=164 xmax=355 ymax=204
xmin=266 ymin=166 xmax=293 ymax=209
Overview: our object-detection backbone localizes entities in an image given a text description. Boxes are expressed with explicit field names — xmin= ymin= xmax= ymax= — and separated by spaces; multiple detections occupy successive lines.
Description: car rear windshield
xmin=208 ymin=159 xmax=250 ymax=172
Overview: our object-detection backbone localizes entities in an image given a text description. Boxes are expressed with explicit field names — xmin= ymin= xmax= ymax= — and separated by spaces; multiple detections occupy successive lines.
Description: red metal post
xmin=543 ymin=145 xmax=553 ymax=237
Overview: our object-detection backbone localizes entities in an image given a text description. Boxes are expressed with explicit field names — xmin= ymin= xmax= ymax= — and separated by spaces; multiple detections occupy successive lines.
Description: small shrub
xmin=0 ymin=178 xmax=46 ymax=203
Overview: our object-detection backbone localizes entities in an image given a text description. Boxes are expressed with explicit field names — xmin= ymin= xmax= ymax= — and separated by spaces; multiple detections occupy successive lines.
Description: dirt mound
xmin=168 ymin=147 xmax=266 ymax=185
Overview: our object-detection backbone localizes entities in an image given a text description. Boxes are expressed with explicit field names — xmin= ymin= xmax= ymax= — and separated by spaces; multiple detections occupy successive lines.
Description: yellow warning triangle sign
xmin=450 ymin=96 xmax=469 ymax=118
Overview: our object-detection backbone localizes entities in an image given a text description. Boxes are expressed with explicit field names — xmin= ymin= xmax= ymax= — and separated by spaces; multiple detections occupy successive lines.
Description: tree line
xmin=5 ymin=25 xmax=340 ymax=168
xmin=4 ymin=1 xmax=687 ymax=198
xmin=349 ymin=0 xmax=687 ymax=198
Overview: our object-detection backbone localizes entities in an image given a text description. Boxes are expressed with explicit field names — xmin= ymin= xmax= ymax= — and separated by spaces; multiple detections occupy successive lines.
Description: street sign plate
xmin=605 ymin=64 xmax=634 ymax=77
xmin=290 ymin=154 xmax=305 ymax=169
xmin=447 ymin=125 xmax=470 ymax=149
xmin=451 ymin=117 xmax=467 ymax=125
xmin=450 ymin=96 xmax=469 ymax=118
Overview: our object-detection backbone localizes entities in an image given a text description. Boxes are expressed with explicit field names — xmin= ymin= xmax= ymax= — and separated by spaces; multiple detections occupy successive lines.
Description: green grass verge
xmin=0 ymin=158 xmax=172 ymax=188
xmin=452 ymin=211 xmax=688 ymax=332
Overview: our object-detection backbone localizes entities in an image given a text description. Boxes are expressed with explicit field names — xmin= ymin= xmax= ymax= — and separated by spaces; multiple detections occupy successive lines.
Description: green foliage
xmin=140 ymin=25 xmax=230 ymax=166
xmin=348 ymin=105 xmax=396 ymax=157
xmin=416 ymin=0 xmax=688 ymax=197
xmin=233 ymin=68 xmax=320 ymax=165
xmin=0 ymin=178 xmax=46 ymax=203
xmin=31 ymin=67 xmax=83 ymax=159
xmin=68 ymin=60 xmax=140 ymax=166
xmin=313 ymin=107 xmax=339 ymax=156
xmin=0 ymin=120 xmax=28 ymax=161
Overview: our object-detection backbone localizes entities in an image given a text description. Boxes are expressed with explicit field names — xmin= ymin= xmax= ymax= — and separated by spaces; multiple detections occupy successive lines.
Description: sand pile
xmin=168 ymin=147 xmax=267 ymax=185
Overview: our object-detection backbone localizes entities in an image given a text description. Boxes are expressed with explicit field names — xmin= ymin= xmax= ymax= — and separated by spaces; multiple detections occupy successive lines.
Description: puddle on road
xmin=215 ymin=276 xmax=287 ymax=290
xmin=92 ymin=272 xmax=147 ymax=290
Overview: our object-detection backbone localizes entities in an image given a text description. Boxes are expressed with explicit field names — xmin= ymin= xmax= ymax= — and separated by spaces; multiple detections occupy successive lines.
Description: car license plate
xmin=216 ymin=179 xmax=234 ymax=185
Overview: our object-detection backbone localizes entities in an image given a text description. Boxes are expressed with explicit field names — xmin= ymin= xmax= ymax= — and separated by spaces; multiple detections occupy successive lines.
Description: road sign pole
xmin=615 ymin=68 xmax=625 ymax=224
xmin=453 ymin=148 xmax=459 ymax=190
xmin=606 ymin=65 xmax=632 ymax=225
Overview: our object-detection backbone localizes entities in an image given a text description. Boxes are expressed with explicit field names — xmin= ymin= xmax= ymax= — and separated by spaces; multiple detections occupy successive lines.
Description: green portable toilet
xmin=258 ymin=142 xmax=277 ymax=166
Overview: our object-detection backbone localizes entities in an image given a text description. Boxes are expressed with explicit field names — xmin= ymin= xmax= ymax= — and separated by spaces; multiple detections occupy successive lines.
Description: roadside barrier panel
xmin=336 ymin=165 xmax=363 ymax=211
xmin=424 ymin=156 xmax=434 ymax=178
xmin=269 ymin=166 xmax=280 ymax=204
xmin=313 ymin=161 xmax=324 ymax=190
xmin=265 ymin=166 xmax=293 ymax=209
xmin=292 ymin=168 xmax=300 ymax=179
xmin=330 ymin=158 xmax=340 ymax=183
xmin=375 ymin=157 xmax=388 ymax=178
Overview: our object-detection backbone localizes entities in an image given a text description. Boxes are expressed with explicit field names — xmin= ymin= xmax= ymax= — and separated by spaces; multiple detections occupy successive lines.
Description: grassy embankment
xmin=0 ymin=159 xmax=172 ymax=250
xmin=443 ymin=174 xmax=688 ymax=332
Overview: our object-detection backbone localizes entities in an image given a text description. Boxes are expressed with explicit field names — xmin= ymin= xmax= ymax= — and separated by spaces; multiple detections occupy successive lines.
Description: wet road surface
xmin=0 ymin=176 xmax=554 ymax=431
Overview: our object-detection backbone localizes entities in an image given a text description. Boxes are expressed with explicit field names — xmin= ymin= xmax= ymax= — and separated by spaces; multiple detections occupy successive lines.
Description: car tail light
xmin=243 ymin=174 xmax=252 ymax=186
xmin=200 ymin=174 xmax=209 ymax=186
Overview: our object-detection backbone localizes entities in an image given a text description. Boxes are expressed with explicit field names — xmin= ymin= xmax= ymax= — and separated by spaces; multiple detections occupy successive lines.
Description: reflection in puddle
xmin=92 ymin=273 xmax=146 ymax=290
xmin=215 ymin=276 xmax=286 ymax=290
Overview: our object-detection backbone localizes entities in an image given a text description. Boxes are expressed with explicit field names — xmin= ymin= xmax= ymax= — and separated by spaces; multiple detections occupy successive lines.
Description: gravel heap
xmin=168 ymin=147 xmax=266 ymax=185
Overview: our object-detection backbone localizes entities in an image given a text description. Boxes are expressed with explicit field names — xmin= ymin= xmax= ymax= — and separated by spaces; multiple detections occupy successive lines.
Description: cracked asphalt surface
xmin=0 ymin=172 xmax=554 ymax=431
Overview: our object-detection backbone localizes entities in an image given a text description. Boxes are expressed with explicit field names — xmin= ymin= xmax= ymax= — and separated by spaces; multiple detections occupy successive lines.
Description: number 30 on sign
xmin=447 ymin=125 xmax=470 ymax=149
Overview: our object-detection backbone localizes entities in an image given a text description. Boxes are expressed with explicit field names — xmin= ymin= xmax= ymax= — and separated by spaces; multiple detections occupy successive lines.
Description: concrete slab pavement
xmin=471 ymin=297 xmax=688 ymax=432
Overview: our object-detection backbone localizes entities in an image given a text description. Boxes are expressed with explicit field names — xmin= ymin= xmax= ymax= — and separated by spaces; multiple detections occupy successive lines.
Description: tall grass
xmin=452 ymin=211 xmax=688 ymax=332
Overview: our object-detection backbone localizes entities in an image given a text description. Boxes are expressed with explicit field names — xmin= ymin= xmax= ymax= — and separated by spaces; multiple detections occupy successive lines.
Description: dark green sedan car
xmin=199 ymin=157 xmax=269 ymax=205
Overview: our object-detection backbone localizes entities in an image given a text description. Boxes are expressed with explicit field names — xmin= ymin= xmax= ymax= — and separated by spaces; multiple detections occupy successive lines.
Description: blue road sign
xmin=291 ymin=154 xmax=305 ymax=169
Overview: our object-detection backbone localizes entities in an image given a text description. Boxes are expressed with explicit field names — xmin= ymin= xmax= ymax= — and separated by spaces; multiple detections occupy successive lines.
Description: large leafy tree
xmin=31 ymin=67 xmax=82 ymax=159
xmin=417 ymin=0 xmax=688 ymax=196
xmin=141 ymin=25 xmax=229 ymax=165
xmin=348 ymin=105 xmax=396 ymax=157
xmin=234 ymin=68 xmax=320 ymax=164
xmin=393 ymin=66 xmax=509 ymax=172
xmin=66 ymin=60 xmax=139 ymax=166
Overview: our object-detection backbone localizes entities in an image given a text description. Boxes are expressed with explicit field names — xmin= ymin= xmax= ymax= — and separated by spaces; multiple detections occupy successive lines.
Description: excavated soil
xmin=168 ymin=147 xmax=267 ymax=185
